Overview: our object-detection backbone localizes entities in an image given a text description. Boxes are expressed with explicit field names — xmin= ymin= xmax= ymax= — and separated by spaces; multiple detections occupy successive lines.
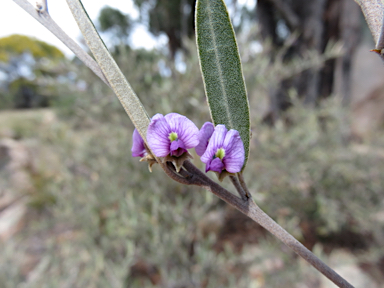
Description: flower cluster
xmin=131 ymin=113 xmax=244 ymax=175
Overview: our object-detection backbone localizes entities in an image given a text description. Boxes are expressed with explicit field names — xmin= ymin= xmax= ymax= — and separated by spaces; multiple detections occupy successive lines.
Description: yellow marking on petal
xmin=168 ymin=132 xmax=178 ymax=142
xmin=215 ymin=148 xmax=225 ymax=160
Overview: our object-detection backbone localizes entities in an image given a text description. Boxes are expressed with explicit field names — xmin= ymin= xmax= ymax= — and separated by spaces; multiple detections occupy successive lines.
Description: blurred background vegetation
xmin=1 ymin=0 xmax=384 ymax=287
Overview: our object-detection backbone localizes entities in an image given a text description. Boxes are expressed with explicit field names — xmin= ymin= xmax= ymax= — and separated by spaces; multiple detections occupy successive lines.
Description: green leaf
xmin=195 ymin=0 xmax=251 ymax=170
xmin=66 ymin=0 xmax=153 ymax=155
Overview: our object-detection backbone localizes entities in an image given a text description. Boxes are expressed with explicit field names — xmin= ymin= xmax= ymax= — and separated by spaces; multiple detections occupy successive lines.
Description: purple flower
xmin=147 ymin=113 xmax=199 ymax=157
xmin=131 ymin=129 xmax=146 ymax=157
xmin=200 ymin=125 xmax=244 ymax=173
xmin=195 ymin=122 xmax=214 ymax=156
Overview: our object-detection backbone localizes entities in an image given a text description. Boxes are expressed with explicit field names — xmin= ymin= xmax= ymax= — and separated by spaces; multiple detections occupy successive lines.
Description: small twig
xmin=13 ymin=0 xmax=110 ymax=86
xmin=159 ymin=162 xmax=199 ymax=186
xmin=237 ymin=172 xmax=251 ymax=198
xmin=229 ymin=175 xmax=248 ymax=201
xmin=182 ymin=161 xmax=354 ymax=288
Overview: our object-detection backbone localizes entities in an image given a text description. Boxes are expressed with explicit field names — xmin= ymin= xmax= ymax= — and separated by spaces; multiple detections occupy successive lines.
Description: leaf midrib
xmin=206 ymin=2 xmax=233 ymax=128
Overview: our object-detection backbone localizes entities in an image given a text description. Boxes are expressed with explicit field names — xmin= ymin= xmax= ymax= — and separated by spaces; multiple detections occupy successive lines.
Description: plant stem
xmin=237 ymin=172 xmax=251 ymax=198
xmin=229 ymin=175 xmax=248 ymax=200
xmin=183 ymin=161 xmax=354 ymax=288
xmin=246 ymin=204 xmax=353 ymax=288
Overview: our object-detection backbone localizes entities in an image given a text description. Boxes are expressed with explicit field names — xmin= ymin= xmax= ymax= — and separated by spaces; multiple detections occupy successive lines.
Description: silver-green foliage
xmin=195 ymin=0 xmax=251 ymax=170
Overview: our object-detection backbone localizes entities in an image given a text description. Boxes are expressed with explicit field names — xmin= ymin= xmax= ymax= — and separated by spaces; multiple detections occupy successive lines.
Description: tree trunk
xmin=256 ymin=0 xmax=361 ymax=122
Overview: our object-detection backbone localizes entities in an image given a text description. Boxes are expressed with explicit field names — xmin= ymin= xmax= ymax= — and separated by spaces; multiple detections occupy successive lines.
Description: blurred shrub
xmin=0 ymin=34 xmax=69 ymax=109
xmin=0 ymin=34 xmax=64 ymax=61
xmin=246 ymin=97 xmax=384 ymax=254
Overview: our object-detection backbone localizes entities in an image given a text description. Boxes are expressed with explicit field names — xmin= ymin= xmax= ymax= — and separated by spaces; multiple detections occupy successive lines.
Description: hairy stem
xmin=13 ymin=0 xmax=110 ymax=86
xmin=237 ymin=172 xmax=251 ymax=198
xmin=183 ymin=161 xmax=354 ymax=288
xmin=229 ymin=175 xmax=248 ymax=200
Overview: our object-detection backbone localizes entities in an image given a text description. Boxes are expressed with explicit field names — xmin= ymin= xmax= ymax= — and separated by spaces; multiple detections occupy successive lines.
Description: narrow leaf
xmin=66 ymin=0 xmax=152 ymax=153
xmin=196 ymin=0 xmax=251 ymax=170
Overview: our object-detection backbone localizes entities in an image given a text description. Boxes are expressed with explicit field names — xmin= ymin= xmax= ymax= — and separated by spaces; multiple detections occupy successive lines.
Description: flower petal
xmin=170 ymin=139 xmax=187 ymax=156
xmin=201 ymin=125 xmax=227 ymax=164
xmin=147 ymin=114 xmax=172 ymax=157
xmin=195 ymin=122 xmax=214 ymax=156
xmin=206 ymin=157 xmax=224 ymax=172
xmin=131 ymin=129 xmax=146 ymax=157
xmin=222 ymin=129 xmax=244 ymax=173
xmin=165 ymin=113 xmax=199 ymax=149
